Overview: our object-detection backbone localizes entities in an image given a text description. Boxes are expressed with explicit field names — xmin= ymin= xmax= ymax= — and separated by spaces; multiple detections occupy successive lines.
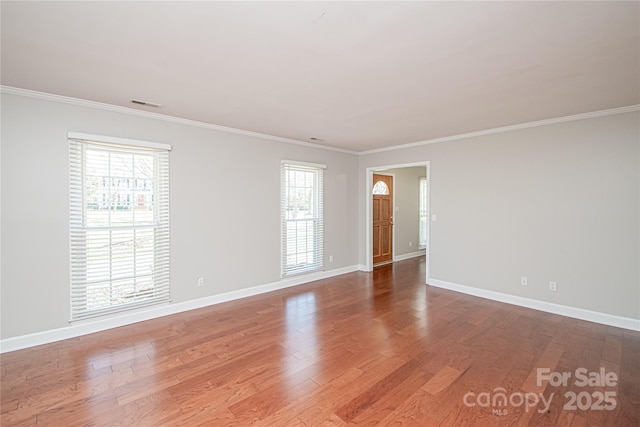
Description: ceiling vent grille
xmin=131 ymin=99 xmax=162 ymax=108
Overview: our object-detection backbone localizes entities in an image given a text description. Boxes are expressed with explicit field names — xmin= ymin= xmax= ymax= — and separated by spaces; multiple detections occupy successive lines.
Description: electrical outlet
xmin=549 ymin=281 xmax=557 ymax=291
xmin=329 ymin=255 xmax=334 ymax=263
xmin=409 ymin=241 xmax=412 ymax=247
xmin=521 ymin=277 xmax=528 ymax=286
xmin=197 ymin=277 xmax=204 ymax=287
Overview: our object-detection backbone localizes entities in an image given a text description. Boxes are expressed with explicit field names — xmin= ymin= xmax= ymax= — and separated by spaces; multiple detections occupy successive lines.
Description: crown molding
xmin=359 ymin=104 xmax=640 ymax=155
xmin=3 ymin=85 xmax=637 ymax=156
xmin=0 ymin=86 xmax=358 ymax=155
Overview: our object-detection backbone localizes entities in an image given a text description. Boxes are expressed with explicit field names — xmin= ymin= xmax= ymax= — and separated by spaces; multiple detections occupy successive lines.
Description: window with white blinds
xmin=419 ymin=177 xmax=428 ymax=250
xmin=281 ymin=161 xmax=325 ymax=277
xmin=69 ymin=134 xmax=171 ymax=321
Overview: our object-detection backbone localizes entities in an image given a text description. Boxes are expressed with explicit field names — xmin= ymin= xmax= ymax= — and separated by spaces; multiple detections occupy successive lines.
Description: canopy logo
xmin=462 ymin=367 xmax=618 ymax=415
xmin=463 ymin=388 xmax=552 ymax=415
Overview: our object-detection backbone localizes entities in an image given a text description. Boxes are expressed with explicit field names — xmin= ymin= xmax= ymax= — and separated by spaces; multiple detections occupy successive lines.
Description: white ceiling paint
xmin=2 ymin=1 xmax=638 ymax=152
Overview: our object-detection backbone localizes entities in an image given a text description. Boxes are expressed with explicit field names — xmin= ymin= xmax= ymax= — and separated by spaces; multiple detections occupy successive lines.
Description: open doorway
xmin=366 ymin=161 xmax=430 ymax=283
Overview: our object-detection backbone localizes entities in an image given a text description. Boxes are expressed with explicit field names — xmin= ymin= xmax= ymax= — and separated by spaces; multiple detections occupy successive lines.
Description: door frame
xmin=365 ymin=161 xmax=431 ymax=284
xmin=371 ymin=172 xmax=395 ymax=266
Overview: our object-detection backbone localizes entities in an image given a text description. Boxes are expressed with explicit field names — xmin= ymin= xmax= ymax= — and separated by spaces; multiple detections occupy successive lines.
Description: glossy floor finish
xmin=2 ymin=258 xmax=639 ymax=426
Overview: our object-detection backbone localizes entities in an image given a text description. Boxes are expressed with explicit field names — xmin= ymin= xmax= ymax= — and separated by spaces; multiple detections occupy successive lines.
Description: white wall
xmin=2 ymin=90 xmax=638 ymax=344
xmin=359 ymin=112 xmax=640 ymax=321
xmin=0 ymin=93 xmax=359 ymax=340
xmin=379 ymin=167 xmax=425 ymax=258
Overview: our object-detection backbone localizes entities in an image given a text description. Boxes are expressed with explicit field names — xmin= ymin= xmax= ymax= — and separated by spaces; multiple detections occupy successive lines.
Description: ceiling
xmin=2 ymin=1 xmax=639 ymax=153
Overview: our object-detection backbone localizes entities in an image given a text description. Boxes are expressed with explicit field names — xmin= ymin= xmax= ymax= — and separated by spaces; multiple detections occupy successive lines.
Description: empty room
xmin=1 ymin=1 xmax=639 ymax=426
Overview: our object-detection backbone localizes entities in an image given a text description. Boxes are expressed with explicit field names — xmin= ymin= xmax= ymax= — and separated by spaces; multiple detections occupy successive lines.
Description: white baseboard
xmin=0 ymin=265 xmax=360 ymax=353
xmin=394 ymin=250 xmax=426 ymax=262
xmin=429 ymin=278 xmax=640 ymax=331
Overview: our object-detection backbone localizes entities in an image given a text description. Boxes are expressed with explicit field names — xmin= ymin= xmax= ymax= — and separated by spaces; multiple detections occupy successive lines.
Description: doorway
xmin=372 ymin=174 xmax=394 ymax=266
xmin=365 ymin=161 xmax=430 ymax=284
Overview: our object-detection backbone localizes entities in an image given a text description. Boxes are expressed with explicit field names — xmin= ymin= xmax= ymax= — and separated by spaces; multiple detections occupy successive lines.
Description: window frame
xmin=68 ymin=132 xmax=171 ymax=321
xmin=280 ymin=160 xmax=326 ymax=278
xmin=419 ymin=176 xmax=428 ymax=250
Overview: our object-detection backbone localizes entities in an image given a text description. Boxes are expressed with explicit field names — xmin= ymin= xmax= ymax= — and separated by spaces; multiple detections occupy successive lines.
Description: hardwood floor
xmin=2 ymin=257 xmax=639 ymax=426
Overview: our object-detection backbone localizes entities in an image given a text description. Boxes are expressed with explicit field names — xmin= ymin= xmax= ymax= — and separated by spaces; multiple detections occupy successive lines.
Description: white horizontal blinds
xmin=69 ymin=138 xmax=170 ymax=321
xmin=419 ymin=177 xmax=427 ymax=249
xmin=281 ymin=162 xmax=325 ymax=277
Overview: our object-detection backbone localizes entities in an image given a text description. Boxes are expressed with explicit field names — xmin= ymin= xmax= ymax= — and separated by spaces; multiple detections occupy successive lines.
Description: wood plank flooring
xmin=2 ymin=258 xmax=639 ymax=426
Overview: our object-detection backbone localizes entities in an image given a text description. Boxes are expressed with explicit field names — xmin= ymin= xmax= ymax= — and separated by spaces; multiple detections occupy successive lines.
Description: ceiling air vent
xmin=131 ymin=99 xmax=162 ymax=108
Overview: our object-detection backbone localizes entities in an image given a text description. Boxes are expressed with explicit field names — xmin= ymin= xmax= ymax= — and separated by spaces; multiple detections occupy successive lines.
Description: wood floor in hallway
xmin=2 ymin=257 xmax=639 ymax=426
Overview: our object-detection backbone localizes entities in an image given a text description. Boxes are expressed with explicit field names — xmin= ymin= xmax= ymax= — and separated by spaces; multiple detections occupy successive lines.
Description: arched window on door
xmin=372 ymin=180 xmax=390 ymax=195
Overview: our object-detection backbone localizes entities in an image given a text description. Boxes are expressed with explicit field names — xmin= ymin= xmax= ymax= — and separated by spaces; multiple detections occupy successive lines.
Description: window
xmin=69 ymin=133 xmax=171 ymax=321
xmin=281 ymin=161 xmax=325 ymax=277
xmin=372 ymin=180 xmax=390 ymax=195
xmin=419 ymin=177 xmax=428 ymax=250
